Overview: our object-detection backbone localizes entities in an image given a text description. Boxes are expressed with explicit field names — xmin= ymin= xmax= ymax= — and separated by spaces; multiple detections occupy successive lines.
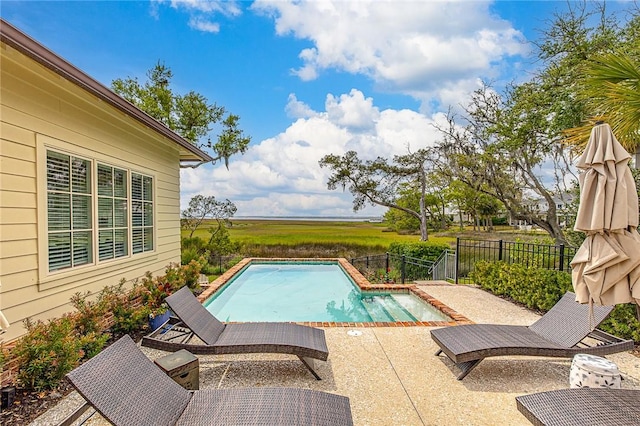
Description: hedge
xmin=470 ymin=260 xmax=640 ymax=342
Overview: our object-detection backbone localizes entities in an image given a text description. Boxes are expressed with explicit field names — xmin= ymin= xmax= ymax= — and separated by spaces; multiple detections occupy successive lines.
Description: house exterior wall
xmin=0 ymin=41 xmax=183 ymax=342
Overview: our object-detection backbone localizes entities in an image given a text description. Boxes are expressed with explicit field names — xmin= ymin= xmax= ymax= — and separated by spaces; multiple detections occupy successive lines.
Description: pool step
xmin=373 ymin=296 xmax=416 ymax=321
xmin=360 ymin=297 xmax=394 ymax=322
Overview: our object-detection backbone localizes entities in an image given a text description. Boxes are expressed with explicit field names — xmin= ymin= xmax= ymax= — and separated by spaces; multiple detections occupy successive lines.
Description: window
xmin=46 ymin=149 xmax=154 ymax=273
xmin=131 ymin=173 xmax=154 ymax=254
xmin=47 ymin=151 xmax=93 ymax=271
xmin=97 ymin=164 xmax=128 ymax=260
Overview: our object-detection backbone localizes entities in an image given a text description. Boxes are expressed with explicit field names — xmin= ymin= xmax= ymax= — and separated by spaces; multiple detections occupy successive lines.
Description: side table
xmin=154 ymin=349 xmax=199 ymax=390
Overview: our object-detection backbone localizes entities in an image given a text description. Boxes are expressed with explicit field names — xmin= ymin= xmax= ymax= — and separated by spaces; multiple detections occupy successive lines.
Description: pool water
xmin=204 ymin=262 xmax=451 ymax=322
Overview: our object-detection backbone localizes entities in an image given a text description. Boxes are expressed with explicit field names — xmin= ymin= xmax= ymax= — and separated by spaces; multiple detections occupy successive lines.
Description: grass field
xmin=187 ymin=219 xmax=456 ymax=248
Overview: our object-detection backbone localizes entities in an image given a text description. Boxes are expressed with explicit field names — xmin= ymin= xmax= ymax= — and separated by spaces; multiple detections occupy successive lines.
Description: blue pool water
xmin=203 ymin=262 xmax=451 ymax=322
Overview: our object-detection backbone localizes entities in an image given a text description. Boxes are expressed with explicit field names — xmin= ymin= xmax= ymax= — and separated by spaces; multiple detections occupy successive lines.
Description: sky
xmin=1 ymin=1 xmax=625 ymax=218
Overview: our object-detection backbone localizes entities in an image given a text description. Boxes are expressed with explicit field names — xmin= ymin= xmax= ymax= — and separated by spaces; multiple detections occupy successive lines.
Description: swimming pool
xmin=202 ymin=259 xmax=456 ymax=324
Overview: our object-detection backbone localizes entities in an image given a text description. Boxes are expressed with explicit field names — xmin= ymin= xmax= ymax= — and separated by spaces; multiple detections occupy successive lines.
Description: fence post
xmin=385 ymin=252 xmax=389 ymax=276
xmin=455 ymin=237 xmax=460 ymax=284
xmin=558 ymin=244 xmax=565 ymax=271
xmin=498 ymin=240 xmax=503 ymax=261
xmin=401 ymin=255 xmax=406 ymax=284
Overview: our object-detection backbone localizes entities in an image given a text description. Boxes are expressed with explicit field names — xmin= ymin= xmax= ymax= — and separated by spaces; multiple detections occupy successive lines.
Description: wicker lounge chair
xmin=141 ymin=286 xmax=329 ymax=379
xmin=62 ymin=335 xmax=353 ymax=426
xmin=516 ymin=388 xmax=640 ymax=426
xmin=430 ymin=292 xmax=633 ymax=380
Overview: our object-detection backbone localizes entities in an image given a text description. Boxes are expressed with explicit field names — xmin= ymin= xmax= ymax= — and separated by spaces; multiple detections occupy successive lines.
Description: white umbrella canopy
xmin=571 ymin=122 xmax=640 ymax=307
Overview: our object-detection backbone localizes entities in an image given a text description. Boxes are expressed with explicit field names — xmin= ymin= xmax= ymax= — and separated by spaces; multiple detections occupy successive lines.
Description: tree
xmin=433 ymin=3 xmax=640 ymax=245
xmin=112 ymin=62 xmax=250 ymax=167
xmin=319 ymin=149 xmax=436 ymax=240
xmin=383 ymin=186 xmax=421 ymax=234
xmin=564 ymin=52 xmax=640 ymax=151
xmin=549 ymin=6 xmax=640 ymax=150
xmin=181 ymin=195 xmax=237 ymax=238
xmin=434 ymin=83 xmax=572 ymax=245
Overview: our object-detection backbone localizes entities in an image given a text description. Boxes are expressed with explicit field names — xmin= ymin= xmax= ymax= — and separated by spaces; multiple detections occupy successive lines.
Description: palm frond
xmin=563 ymin=52 xmax=640 ymax=153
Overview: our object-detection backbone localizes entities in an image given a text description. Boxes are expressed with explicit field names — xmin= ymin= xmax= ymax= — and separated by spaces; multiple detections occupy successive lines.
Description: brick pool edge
xmin=197 ymin=258 xmax=473 ymax=327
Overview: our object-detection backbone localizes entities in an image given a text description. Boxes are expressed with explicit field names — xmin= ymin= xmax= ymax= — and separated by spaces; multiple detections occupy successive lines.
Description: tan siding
xmin=0 ymin=190 xmax=36 ymax=209
xmin=0 ymin=254 xmax=38 ymax=275
xmin=0 ymin=155 xmax=36 ymax=178
xmin=0 ymin=40 xmax=186 ymax=341
xmin=0 ymin=270 xmax=38 ymax=292
xmin=0 ymin=173 xmax=35 ymax=191
xmin=1 ymin=239 xmax=37 ymax=259
xmin=1 ymin=138 xmax=36 ymax=159
xmin=0 ymin=207 xmax=37 ymax=224
xmin=0 ymin=223 xmax=37 ymax=241
xmin=1 ymin=120 xmax=37 ymax=147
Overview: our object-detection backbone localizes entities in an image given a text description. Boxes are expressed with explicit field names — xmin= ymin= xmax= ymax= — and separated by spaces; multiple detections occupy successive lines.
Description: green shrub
xmin=110 ymin=304 xmax=149 ymax=335
xmin=78 ymin=331 xmax=110 ymax=359
xmin=181 ymin=247 xmax=203 ymax=267
xmin=387 ymin=241 xmax=450 ymax=280
xmin=602 ymin=304 xmax=640 ymax=342
xmin=70 ymin=291 xmax=108 ymax=335
xmin=14 ymin=316 xmax=84 ymax=390
xmin=0 ymin=344 xmax=6 ymax=372
xmin=388 ymin=241 xmax=450 ymax=260
xmin=97 ymin=280 xmax=149 ymax=336
xmin=470 ymin=260 xmax=638 ymax=342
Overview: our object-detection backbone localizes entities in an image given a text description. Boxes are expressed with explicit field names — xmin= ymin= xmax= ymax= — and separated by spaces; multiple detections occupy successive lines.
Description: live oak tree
xmin=112 ymin=62 xmax=250 ymax=168
xmin=434 ymin=3 xmax=639 ymax=246
xmin=434 ymin=83 xmax=572 ymax=245
xmin=319 ymin=149 xmax=437 ymax=241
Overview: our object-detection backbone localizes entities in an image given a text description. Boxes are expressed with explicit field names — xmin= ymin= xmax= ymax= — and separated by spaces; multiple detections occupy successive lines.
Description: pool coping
xmin=197 ymin=257 xmax=473 ymax=327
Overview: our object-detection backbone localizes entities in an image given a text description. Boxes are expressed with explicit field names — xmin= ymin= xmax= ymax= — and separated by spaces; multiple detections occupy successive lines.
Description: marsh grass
xmin=186 ymin=219 xmax=455 ymax=258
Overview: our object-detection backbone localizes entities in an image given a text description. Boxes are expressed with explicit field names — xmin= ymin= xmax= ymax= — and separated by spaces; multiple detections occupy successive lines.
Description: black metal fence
xmin=455 ymin=238 xmax=576 ymax=284
xmin=349 ymin=253 xmax=435 ymax=284
xmin=210 ymin=239 xmax=574 ymax=286
xmin=207 ymin=255 xmax=242 ymax=274
xmin=348 ymin=238 xmax=575 ymax=285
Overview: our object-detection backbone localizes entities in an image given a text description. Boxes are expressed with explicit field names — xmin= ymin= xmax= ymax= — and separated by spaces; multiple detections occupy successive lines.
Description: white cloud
xmin=169 ymin=0 xmax=241 ymax=16
xmin=181 ymin=89 xmax=437 ymax=217
xmin=152 ymin=0 xmax=241 ymax=32
xmin=285 ymin=93 xmax=318 ymax=119
xmin=188 ymin=16 xmax=220 ymax=33
xmin=325 ymin=89 xmax=379 ymax=131
xmin=252 ymin=0 xmax=530 ymax=112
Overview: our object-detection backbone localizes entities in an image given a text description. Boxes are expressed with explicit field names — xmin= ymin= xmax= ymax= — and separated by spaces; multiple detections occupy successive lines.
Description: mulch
xmin=1 ymin=380 xmax=75 ymax=425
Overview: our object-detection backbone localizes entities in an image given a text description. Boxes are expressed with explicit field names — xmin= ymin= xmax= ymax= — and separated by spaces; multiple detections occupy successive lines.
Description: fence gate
xmin=431 ymin=250 xmax=456 ymax=281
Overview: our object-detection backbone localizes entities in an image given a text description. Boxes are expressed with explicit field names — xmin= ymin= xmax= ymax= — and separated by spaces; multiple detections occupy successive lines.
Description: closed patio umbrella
xmin=570 ymin=122 xmax=640 ymax=312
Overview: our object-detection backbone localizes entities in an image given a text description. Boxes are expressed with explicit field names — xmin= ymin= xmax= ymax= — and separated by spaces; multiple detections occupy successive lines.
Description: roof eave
xmin=0 ymin=19 xmax=214 ymax=165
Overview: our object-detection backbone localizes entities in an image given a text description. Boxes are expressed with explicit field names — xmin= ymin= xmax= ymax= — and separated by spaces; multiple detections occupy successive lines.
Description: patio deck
xmin=30 ymin=283 xmax=640 ymax=426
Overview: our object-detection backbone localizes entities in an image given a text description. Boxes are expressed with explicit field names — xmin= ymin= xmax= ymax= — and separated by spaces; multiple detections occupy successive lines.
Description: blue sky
xmin=1 ymin=1 xmax=620 ymax=218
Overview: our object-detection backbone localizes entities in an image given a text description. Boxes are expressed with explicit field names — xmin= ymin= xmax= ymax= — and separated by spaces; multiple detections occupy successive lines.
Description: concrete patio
xmin=30 ymin=283 xmax=640 ymax=425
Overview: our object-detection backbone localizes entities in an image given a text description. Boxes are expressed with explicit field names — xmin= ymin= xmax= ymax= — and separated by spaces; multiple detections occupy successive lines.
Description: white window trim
xmin=37 ymin=135 xmax=157 ymax=286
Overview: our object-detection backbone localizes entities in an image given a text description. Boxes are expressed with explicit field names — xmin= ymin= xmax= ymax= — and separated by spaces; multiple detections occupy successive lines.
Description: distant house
xmin=0 ymin=20 xmax=211 ymax=342
xmin=510 ymin=193 xmax=575 ymax=228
